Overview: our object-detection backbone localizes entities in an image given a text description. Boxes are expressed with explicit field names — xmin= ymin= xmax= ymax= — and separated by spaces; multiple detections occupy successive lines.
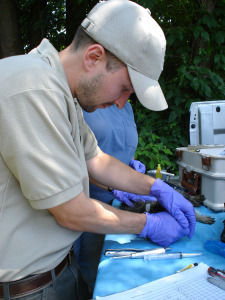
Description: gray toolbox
xmin=189 ymin=100 xmax=225 ymax=146
xmin=176 ymin=145 xmax=225 ymax=211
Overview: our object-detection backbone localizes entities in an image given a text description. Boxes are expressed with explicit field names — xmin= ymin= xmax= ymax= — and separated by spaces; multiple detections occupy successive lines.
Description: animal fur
xmin=120 ymin=199 xmax=215 ymax=224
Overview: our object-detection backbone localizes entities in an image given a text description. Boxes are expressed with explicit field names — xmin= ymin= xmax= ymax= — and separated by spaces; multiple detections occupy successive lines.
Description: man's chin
xmin=82 ymin=105 xmax=108 ymax=113
xmin=79 ymin=102 xmax=114 ymax=113
xmin=79 ymin=103 xmax=96 ymax=113
xmin=83 ymin=108 xmax=96 ymax=113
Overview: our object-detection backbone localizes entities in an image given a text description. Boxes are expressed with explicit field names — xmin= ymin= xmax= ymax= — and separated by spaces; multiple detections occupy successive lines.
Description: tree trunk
xmin=0 ymin=0 xmax=23 ymax=58
xmin=201 ymin=0 xmax=218 ymax=13
xmin=65 ymin=0 xmax=99 ymax=46
xmin=66 ymin=0 xmax=87 ymax=46
xmin=28 ymin=0 xmax=48 ymax=49
xmin=192 ymin=0 xmax=218 ymax=68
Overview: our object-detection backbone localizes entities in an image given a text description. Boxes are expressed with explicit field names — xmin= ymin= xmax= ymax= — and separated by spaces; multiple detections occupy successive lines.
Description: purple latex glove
xmin=150 ymin=179 xmax=196 ymax=238
xmin=111 ymin=190 xmax=156 ymax=207
xmin=138 ymin=211 xmax=190 ymax=247
xmin=129 ymin=159 xmax=146 ymax=174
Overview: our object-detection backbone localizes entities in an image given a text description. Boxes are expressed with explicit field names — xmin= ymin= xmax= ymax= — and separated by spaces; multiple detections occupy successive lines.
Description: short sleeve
xmin=0 ymin=89 xmax=87 ymax=208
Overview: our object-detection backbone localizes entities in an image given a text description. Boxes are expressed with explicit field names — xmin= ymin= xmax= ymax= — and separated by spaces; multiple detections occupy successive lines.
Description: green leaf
xmin=214 ymin=54 xmax=221 ymax=64
xmin=202 ymin=14 xmax=218 ymax=28
xmin=200 ymin=82 xmax=212 ymax=97
xmin=166 ymin=89 xmax=174 ymax=100
xmin=169 ymin=111 xmax=177 ymax=123
xmin=215 ymin=31 xmax=225 ymax=46
xmin=201 ymin=31 xmax=210 ymax=42
xmin=190 ymin=78 xmax=200 ymax=91
xmin=149 ymin=161 xmax=155 ymax=170
xmin=174 ymin=97 xmax=184 ymax=105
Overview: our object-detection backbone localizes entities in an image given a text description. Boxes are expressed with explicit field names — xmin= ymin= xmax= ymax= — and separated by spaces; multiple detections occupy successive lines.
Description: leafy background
xmin=132 ymin=0 xmax=225 ymax=174
xmin=1 ymin=0 xmax=224 ymax=174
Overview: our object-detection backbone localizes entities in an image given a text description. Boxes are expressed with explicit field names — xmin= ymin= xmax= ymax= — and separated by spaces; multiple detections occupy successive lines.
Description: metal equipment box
xmin=176 ymin=145 xmax=225 ymax=211
xmin=189 ymin=100 xmax=225 ymax=145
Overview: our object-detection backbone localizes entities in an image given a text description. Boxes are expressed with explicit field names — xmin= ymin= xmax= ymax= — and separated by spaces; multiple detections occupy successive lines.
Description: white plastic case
xmin=176 ymin=145 xmax=225 ymax=211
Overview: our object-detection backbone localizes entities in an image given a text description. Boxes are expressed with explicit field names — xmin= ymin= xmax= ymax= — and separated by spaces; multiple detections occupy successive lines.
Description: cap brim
xmin=128 ymin=66 xmax=168 ymax=111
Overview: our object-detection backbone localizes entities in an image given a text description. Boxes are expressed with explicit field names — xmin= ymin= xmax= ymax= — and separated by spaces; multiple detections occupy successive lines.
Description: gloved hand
xmin=129 ymin=159 xmax=146 ymax=174
xmin=150 ymin=179 xmax=196 ymax=238
xmin=111 ymin=190 xmax=156 ymax=207
xmin=110 ymin=159 xmax=149 ymax=207
xmin=138 ymin=211 xmax=190 ymax=247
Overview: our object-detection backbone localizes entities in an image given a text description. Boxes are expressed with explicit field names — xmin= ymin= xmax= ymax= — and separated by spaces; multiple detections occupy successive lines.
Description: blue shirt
xmin=83 ymin=102 xmax=138 ymax=203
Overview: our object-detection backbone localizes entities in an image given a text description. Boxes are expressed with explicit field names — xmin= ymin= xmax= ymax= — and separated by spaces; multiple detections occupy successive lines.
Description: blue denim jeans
xmin=1 ymin=254 xmax=90 ymax=300
xmin=74 ymin=232 xmax=105 ymax=295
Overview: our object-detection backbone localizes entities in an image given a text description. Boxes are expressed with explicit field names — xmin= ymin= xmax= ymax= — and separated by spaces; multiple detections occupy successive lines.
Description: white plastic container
xmin=189 ymin=100 xmax=225 ymax=146
xmin=176 ymin=145 xmax=225 ymax=211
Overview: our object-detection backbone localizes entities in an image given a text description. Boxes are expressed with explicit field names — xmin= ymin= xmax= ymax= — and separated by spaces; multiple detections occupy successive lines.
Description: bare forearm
xmin=89 ymin=176 xmax=108 ymax=191
xmin=49 ymin=191 xmax=146 ymax=234
xmin=87 ymin=150 xmax=155 ymax=195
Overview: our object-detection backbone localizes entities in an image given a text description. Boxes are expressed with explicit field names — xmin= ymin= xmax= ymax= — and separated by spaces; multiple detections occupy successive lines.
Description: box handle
xmin=202 ymin=155 xmax=211 ymax=171
xmin=176 ymin=149 xmax=182 ymax=161
xmin=181 ymin=169 xmax=201 ymax=195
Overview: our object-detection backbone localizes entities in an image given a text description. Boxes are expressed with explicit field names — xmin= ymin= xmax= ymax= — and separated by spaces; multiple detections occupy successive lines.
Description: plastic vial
xmin=156 ymin=164 xmax=162 ymax=179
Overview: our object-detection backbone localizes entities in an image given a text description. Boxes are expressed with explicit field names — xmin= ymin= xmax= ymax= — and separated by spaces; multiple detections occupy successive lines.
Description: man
xmin=0 ymin=1 xmax=195 ymax=299
xmin=75 ymin=102 xmax=140 ymax=294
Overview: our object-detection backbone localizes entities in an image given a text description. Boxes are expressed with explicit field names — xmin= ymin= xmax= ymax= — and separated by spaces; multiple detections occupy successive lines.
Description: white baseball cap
xmin=81 ymin=0 xmax=168 ymax=111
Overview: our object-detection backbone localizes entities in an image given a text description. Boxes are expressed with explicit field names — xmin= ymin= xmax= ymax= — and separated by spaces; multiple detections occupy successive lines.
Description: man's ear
xmin=83 ymin=44 xmax=106 ymax=71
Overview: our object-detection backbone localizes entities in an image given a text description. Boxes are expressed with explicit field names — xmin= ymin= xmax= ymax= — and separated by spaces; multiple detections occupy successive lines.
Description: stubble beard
xmin=76 ymin=73 xmax=105 ymax=112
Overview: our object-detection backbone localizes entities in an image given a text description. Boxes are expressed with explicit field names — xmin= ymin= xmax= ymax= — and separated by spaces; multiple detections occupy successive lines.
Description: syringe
xmin=144 ymin=252 xmax=202 ymax=261
xmin=110 ymin=247 xmax=169 ymax=259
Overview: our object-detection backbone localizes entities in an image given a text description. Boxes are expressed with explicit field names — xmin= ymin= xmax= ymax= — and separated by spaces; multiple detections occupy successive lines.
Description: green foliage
xmin=132 ymin=0 xmax=225 ymax=174
xmin=134 ymin=129 xmax=174 ymax=171
xmin=133 ymin=101 xmax=185 ymax=174
xmin=15 ymin=0 xmax=225 ymax=175
xmin=17 ymin=0 xmax=66 ymax=52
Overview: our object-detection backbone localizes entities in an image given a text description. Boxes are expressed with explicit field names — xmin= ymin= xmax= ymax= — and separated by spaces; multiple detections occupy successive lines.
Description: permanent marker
xmin=175 ymin=262 xmax=198 ymax=273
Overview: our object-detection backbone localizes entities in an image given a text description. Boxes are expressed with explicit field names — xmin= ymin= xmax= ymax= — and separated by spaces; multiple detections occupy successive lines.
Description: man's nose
xmin=114 ymin=93 xmax=132 ymax=109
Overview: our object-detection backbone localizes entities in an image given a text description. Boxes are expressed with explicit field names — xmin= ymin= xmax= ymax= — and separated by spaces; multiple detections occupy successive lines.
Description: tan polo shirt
xmin=0 ymin=39 xmax=100 ymax=281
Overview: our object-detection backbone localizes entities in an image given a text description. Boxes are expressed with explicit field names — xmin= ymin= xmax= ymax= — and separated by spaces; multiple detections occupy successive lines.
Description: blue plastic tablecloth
xmin=93 ymin=200 xmax=225 ymax=298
